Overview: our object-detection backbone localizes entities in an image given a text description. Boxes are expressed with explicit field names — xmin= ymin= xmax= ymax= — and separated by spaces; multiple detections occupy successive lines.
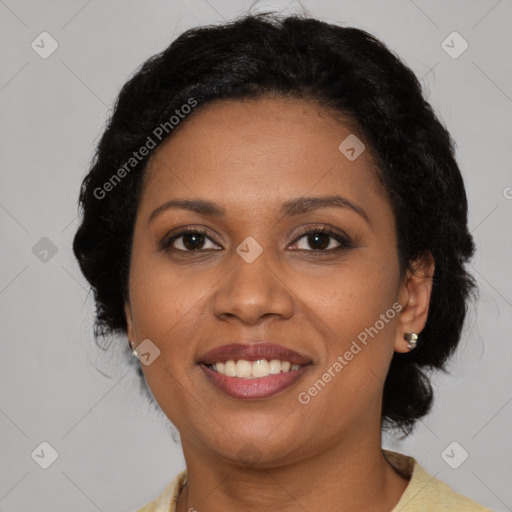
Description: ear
xmin=124 ymin=299 xmax=135 ymax=347
xmin=394 ymin=251 xmax=435 ymax=353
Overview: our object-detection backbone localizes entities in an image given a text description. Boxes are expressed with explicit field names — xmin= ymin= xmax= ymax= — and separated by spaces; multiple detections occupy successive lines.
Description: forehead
xmin=140 ymin=97 xmax=385 ymax=217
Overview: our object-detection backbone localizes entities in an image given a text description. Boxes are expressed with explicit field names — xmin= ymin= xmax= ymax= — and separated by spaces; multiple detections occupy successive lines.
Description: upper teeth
xmin=211 ymin=359 xmax=302 ymax=379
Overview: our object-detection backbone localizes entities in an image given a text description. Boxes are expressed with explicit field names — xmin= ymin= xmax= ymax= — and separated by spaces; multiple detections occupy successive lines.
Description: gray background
xmin=1 ymin=0 xmax=511 ymax=511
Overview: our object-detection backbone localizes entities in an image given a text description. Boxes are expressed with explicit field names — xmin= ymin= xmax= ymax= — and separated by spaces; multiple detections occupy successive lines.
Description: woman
xmin=72 ymin=11 xmax=492 ymax=512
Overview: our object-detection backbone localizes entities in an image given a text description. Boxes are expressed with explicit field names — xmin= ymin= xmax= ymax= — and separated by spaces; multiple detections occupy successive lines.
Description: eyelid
xmin=290 ymin=223 xmax=350 ymax=241
xmin=289 ymin=224 xmax=354 ymax=251
xmin=161 ymin=223 xmax=355 ymax=253
xmin=160 ymin=226 xmax=223 ymax=251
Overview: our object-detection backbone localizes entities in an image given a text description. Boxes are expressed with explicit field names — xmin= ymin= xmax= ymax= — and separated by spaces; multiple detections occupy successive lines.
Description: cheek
xmin=129 ymin=248 xmax=206 ymax=338
xmin=127 ymin=249 xmax=215 ymax=407
xmin=297 ymin=254 xmax=397 ymax=331
xmin=295 ymin=258 xmax=398 ymax=387
xmin=129 ymin=258 xmax=209 ymax=427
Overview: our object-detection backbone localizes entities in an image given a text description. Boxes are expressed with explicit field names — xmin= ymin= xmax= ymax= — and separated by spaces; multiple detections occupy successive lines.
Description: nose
xmin=212 ymin=248 xmax=295 ymax=326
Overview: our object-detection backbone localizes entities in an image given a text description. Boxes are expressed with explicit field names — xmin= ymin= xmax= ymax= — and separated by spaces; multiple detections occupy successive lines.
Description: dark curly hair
xmin=72 ymin=11 xmax=477 ymax=435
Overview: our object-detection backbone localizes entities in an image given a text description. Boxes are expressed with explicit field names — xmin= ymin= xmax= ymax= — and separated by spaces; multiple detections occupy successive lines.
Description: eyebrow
xmin=148 ymin=195 xmax=369 ymax=224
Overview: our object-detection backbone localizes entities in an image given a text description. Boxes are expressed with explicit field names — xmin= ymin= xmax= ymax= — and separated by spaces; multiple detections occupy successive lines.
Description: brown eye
xmin=290 ymin=227 xmax=354 ymax=252
xmin=161 ymin=228 xmax=222 ymax=252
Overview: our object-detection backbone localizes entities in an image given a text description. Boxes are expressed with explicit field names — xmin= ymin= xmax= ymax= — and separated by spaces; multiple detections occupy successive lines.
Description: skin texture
xmin=124 ymin=97 xmax=434 ymax=512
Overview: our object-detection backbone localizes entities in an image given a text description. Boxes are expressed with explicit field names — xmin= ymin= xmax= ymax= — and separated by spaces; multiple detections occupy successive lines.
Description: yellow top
xmin=136 ymin=449 xmax=493 ymax=511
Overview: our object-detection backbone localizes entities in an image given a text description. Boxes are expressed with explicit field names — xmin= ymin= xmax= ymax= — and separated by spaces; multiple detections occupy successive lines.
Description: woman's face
xmin=125 ymin=97 xmax=425 ymax=466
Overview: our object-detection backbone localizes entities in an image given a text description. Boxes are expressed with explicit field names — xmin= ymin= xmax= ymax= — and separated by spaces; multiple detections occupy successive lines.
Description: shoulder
xmin=136 ymin=470 xmax=187 ymax=512
xmin=384 ymin=450 xmax=494 ymax=511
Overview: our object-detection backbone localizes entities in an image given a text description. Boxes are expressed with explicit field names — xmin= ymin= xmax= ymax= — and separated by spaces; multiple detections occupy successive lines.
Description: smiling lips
xmin=198 ymin=343 xmax=312 ymax=399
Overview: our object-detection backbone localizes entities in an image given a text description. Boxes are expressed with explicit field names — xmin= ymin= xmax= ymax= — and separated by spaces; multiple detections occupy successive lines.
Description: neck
xmin=176 ymin=426 xmax=409 ymax=512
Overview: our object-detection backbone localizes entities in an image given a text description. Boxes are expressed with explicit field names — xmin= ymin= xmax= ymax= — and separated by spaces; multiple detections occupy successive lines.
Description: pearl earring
xmin=404 ymin=332 xmax=418 ymax=351
xmin=128 ymin=340 xmax=138 ymax=358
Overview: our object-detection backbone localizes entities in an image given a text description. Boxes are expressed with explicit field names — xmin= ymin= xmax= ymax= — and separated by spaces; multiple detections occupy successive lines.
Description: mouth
xmin=197 ymin=343 xmax=312 ymax=399
xmin=205 ymin=358 xmax=304 ymax=377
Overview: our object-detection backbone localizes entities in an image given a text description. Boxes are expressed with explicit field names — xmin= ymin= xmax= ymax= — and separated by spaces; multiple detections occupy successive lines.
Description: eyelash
xmin=160 ymin=225 xmax=355 ymax=254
